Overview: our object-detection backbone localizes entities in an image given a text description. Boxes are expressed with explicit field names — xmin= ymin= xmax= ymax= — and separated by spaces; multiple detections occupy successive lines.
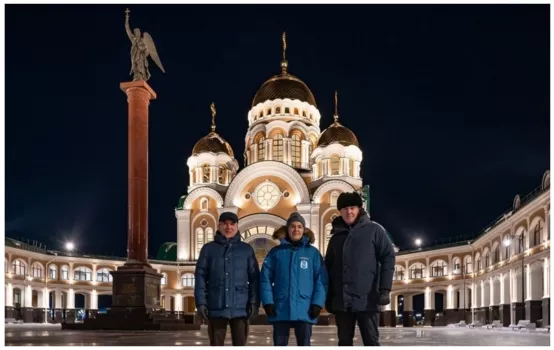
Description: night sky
xmin=5 ymin=4 xmax=550 ymax=257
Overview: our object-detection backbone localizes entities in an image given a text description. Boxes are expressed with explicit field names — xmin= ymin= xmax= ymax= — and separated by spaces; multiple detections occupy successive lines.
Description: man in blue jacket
xmin=325 ymin=192 xmax=395 ymax=346
xmin=260 ymin=212 xmax=328 ymax=346
xmin=194 ymin=212 xmax=260 ymax=346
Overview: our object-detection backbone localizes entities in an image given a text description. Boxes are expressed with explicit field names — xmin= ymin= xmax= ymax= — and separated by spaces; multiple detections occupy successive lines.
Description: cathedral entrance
xmin=243 ymin=226 xmax=280 ymax=265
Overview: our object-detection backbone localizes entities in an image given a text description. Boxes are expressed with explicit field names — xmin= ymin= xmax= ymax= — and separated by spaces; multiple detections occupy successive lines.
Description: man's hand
xmin=197 ymin=305 xmax=209 ymax=322
xmin=308 ymin=304 xmax=322 ymax=319
xmin=378 ymin=290 xmax=391 ymax=306
xmin=264 ymin=304 xmax=276 ymax=317
xmin=247 ymin=304 xmax=259 ymax=320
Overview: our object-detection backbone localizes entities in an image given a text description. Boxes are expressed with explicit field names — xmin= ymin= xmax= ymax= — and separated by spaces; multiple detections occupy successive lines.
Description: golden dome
xmin=317 ymin=121 xmax=359 ymax=148
xmin=192 ymin=132 xmax=234 ymax=157
xmin=252 ymin=32 xmax=316 ymax=108
xmin=252 ymin=73 xmax=317 ymax=108
xmin=192 ymin=102 xmax=234 ymax=157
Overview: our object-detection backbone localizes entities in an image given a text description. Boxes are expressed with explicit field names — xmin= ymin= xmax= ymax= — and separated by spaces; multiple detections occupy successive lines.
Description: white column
xmin=175 ymin=293 xmax=183 ymax=312
xmin=446 ymin=285 xmax=455 ymax=309
xmin=529 ymin=263 xmax=542 ymax=301
xmin=448 ymin=254 xmax=453 ymax=275
xmin=42 ymin=288 xmax=49 ymax=308
xmin=55 ymin=290 xmax=63 ymax=309
xmin=403 ymin=295 xmax=413 ymax=312
xmin=90 ymin=290 xmax=98 ymax=310
xmin=310 ymin=204 xmax=321 ymax=251
xmin=176 ymin=209 xmax=191 ymax=261
xmin=471 ymin=282 xmax=477 ymax=309
xmin=189 ymin=170 xmax=193 ymax=187
xmin=165 ymin=295 xmax=172 ymax=311
xmin=489 ymin=277 xmax=495 ymax=306
xmin=6 ymin=283 xmax=13 ymax=307
xmin=67 ymin=289 xmax=75 ymax=309
xmin=24 ymin=285 xmax=32 ymax=308
xmin=544 ymin=258 xmax=550 ymax=298
xmin=526 ymin=263 xmax=532 ymax=301
xmin=424 ymin=287 xmax=435 ymax=310
xmin=426 ymin=257 xmax=431 ymax=279
xmin=480 ymin=280 xmax=486 ymax=307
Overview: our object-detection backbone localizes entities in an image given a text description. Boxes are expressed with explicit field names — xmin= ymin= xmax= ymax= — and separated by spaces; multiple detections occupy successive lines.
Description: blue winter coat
xmin=260 ymin=226 xmax=328 ymax=324
xmin=194 ymin=231 xmax=260 ymax=319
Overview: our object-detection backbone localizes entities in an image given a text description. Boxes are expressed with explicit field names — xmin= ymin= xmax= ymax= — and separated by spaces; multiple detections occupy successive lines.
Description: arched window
xmin=48 ymin=265 xmax=57 ymax=279
xmin=492 ymin=245 xmax=500 ymax=264
xmin=302 ymin=110 xmax=307 ymax=118
xmin=475 ymin=253 xmax=481 ymax=271
xmin=284 ymin=107 xmax=290 ymax=114
xmin=267 ymin=108 xmax=272 ymax=116
xmin=293 ymin=108 xmax=299 ymax=115
xmin=409 ymin=263 xmax=425 ymax=279
xmin=242 ymin=226 xmax=276 ymax=240
xmin=31 ymin=263 xmax=43 ymax=278
xmin=330 ymin=192 xmax=339 ymax=207
xmin=181 ymin=273 xmax=195 ymax=287
xmin=275 ymin=107 xmax=281 ymax=114
xmin=533 ymin=221 xmax=543 ymax=246
xmin=196 ymin=228 xmax=205 ymax=257
xmin=97 ymin=268 xmax=113 ymax=282
xmin=291 ymin=133 xmax=302 ymax=168
xmin=257 ymin=137 xmax=266 ymax=161
xmin=202 ymin=164 xmax=210 ymax=183
xmin=61 ymin=265 xmax=69 ymax=280
xmin=483 ymin=249 xmax=490 ymax=268
xmin=272 ymin=133 xmax=284 ymax=161
xmin=218 ymin=165 xmax=227 ymax=184
xmin=200 ymin=197 xmax=209 ymax=211
xmin=161 ymin=273 xmax=167 ymax=286
xmin=205 ymin=227 xmax=214 ymax=242
xmin=463 ymin=256 xmax=472 ymax=274
xmin=452 ymin=257 xmax=462 ymax=275
xmin=74 ymin=267 xmax=93 ymax=281
xmin=393 ymin=266 xmax=406 ymax=281
xmin=331 ymin=155 xmax=340 ymax=175
xmin=430 ymin=260 xmax=447 ymax=277
xmin=12 ymin=260 xmax=26 ymax=276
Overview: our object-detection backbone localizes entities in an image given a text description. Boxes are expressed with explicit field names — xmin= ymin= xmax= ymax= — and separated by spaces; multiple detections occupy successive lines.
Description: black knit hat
xmin=286 ymin=212 xmax=306 ymax=228
xmin=337 ymin=192 xmax=363 ymax=211
xmin=219 ymin=212 xmax=238 ymax=223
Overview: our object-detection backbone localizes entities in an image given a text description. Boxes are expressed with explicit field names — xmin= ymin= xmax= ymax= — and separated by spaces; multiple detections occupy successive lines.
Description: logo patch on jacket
xmin=300 ymin=259 xmax=309 ymax=269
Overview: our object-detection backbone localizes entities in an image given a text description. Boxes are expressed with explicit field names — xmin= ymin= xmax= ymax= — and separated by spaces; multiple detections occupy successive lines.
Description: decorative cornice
xmin=312 ymin=180 xmax=356 ymax=204
xmin=182 ymin=187 xmax=224 ymax=210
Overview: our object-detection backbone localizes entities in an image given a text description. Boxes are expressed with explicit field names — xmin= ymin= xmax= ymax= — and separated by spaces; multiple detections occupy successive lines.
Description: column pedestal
xmin=489 ymin=305 xmax=499 ymax=322
xmin=476 ymin=306 xmax=490 ymax=324
xmin=383 ymin=310 xmax=396 ymax=327
xmin=444 ymin=309 xmax=459 ymax=325
xmin=525 ymin=300 xmax=542 ymax=323
xmin=54 ymin=309 xmax=63 ymax=323
xmin=22 ymin=308 xmax=33 ymax=323
xmin=423 ymin=309 xmax=435 ymax=326
xmin=5 ymin=306 xmax=15 ymax=320
xmin=402 ymin=311 xmax=413 ymax=327
xmin=499 ymin=304 xmax=510 ymax=327
xmin=65 ymin=309 xmax=75 ymax=324
xmin=511 ymin=302 xmax=525 ymax=324
xmin=542 ymin=298 xmax=550 ymax=326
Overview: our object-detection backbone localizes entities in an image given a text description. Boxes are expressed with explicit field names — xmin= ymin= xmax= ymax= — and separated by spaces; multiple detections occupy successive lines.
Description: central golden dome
xmin=192 ymin=132 xmax=234 ymax=157
xmin=252 ymin=73 xmax=317 ymax=108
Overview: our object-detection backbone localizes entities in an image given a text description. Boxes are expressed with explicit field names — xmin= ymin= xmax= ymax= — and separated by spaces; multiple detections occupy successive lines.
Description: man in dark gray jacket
xmin=325 ymin=192 xmax=395 ymax=346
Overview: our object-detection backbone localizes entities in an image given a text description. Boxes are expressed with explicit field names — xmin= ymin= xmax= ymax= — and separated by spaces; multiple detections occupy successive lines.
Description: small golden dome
xmin=192 ymin=132 xmax=234 ymax=157
xmin=317 ymin=90 xmax=359 ymax=147
xmin=317 ymin=121 xmax=359 ymax=148
xmin=192 ymin=102 xmax=234 ymax=157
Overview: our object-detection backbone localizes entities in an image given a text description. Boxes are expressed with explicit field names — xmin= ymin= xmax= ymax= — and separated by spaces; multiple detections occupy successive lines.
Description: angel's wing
xmin=143 ymin=32 xmax=166 ymax=73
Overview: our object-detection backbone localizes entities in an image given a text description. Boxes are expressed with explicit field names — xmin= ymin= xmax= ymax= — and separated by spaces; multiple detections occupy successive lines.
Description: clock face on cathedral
xmin=254 ymin=180 xmax=281 ymax=211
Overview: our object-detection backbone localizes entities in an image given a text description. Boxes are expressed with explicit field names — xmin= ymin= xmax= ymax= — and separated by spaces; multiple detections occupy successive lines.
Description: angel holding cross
xmin=125 ymin=8 xmax=165 ymax=82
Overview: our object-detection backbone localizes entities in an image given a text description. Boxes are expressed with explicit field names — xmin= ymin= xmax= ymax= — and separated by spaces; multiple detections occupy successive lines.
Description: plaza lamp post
xmin=503 ymin=233 xmax=525 ymax=321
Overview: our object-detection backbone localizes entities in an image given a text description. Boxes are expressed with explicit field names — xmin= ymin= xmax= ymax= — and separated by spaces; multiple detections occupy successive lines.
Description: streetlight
xmin=504 ymin=233 xmax=525 ymax=322
xmin=65 ymin=242 xmax=75 ymax=252
xmin=415 ymin=238 xmax=422 ymax=247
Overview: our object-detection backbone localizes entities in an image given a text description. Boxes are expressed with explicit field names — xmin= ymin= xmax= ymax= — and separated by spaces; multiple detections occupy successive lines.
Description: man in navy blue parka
xmin=194 ymin=212 xmax=260 ymax=346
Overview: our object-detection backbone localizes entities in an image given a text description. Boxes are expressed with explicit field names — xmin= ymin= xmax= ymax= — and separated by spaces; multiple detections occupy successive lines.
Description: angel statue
xmin=125 ymin=8 xmax=166 ymax=82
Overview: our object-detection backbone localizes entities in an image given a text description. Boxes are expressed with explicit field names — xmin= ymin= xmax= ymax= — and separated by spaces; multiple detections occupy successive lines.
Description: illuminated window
xmin=31 ymin=263 xmax=43 ymax=278
xmin=74 ymin=267 xmax=92 ymax=281
xmin=430 ymin=261 xmax=447 ymax=277
xmin=181 ymin=273 xmax=195 ymax=287
xmin=12 ymin=260 xmax=26 ymax=276
xmin=161 ymin=274 xmax=167 ymax=286
xmin=331 ymin=155 xmax=340 ymax=175
xmin=257 ymin=137 xmax=265 ymax=161
xmin=49 ymin=265 xmax=57 ymax=279
xmin=272 ymin=134 xmax=284 ymax=161
xmin=97 ymin=268 xmax=113 ymax=282
xmin=202 ymin=164 xmax=210 ymax=183
xmin=255 ymin=182 xmax=281 ymax=210
xmin=291 ymin=134 xmax=301 ymax=167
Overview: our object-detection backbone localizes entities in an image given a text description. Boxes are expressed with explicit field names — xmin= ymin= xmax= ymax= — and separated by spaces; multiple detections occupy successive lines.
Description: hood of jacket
xmin=272 ymin=225 xmax=316 ymax=244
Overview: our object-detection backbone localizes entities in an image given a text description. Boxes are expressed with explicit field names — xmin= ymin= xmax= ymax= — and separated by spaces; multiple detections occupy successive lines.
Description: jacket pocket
xmin=235 ymin=285 xmax=249 ymax=307
xmin=208 ymin=287 xmax=224 ymax=309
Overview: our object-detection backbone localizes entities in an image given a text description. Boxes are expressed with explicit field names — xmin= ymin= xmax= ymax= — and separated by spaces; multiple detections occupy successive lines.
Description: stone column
xmin=444 ymin=285 xmax=459 ymax=325
xmin=542 ymin=256 xmax=550 ymax=327
xmin=23 ymin=285 xmax=33 ymax=323
xmin=65 ymin=288 xmax=75 ymax=324
xmin=526 ymin=262 xmax=543 ymax=323
xmin=89 ymin=290 xmax=98 ymax=319
xmin=511 ymin=268 xmax=525 ymax=325
xmin=120 ymin=81 xmax=157 ymax=265
xmin=176 ymin=209 xmax=191 ymax=261
xmin=402 ymin=295 xmax=414 ymax=327
xmin=489 ymin=277 xmax=500 ymax=323
xmin=5 ymin=283 xmax=14 ymax=320
xmin=54 ymin=290 xmax=63 ymax=323
xmin=424 ymin=287 xmax=435 ymax=326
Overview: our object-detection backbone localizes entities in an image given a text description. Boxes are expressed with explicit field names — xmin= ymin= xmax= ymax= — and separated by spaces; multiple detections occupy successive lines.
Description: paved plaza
xmin=4 ymin=324 xmax=550 ymax=346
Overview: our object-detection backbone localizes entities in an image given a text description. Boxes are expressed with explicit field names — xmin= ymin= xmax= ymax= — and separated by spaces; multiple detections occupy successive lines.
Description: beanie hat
xmin=286 ymin=212 xmax=306 ymax=229
xmin=219 ymin=211 xmax=238 ymax=223
xmin=337 ymin=192 xmax=363 ymax=211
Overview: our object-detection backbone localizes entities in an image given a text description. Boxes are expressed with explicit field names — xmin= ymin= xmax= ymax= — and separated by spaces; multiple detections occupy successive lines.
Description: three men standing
xmin=325 ymin=192 xmax=396 ymax=346
xmin=194 ymin=212 xmax=260 ymax=346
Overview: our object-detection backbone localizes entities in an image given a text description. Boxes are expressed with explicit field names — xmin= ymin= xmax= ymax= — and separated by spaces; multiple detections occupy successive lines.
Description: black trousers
xmin=273 ymin=321 xmax=313 ymax=346
xmin=335 ymin=311 xmax=380 ymax=346
xmin=207 ymin=317 xmax=249 ymax=346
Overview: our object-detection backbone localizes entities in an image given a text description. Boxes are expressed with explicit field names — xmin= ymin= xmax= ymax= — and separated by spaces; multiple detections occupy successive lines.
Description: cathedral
xmin=158 ymin=33 xmax=391 ymax=264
